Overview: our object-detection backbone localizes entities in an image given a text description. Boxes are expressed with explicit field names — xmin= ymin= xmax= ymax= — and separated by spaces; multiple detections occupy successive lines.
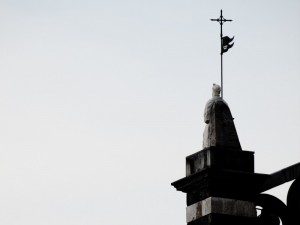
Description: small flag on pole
xmin=211 ymin=10 xmax=234 ymax=98
xmin=222 ymin=36 xmax=234 ymax=54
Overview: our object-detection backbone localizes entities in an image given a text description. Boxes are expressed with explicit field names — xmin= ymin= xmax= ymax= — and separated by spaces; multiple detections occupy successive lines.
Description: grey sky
xmin=0 ymin=1 xmax=299 ymax=224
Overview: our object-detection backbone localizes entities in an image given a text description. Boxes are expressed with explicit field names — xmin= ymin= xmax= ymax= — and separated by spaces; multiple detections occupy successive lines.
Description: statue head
xmin=212 ymin=83 xmax=221 ymax=97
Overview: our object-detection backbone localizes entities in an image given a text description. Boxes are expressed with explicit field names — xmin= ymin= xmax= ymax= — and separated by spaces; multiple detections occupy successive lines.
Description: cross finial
xmin=210 ymin=9 xmax=232 ymax=25
xmin=210 ymin=10 xmax=234 ymax=99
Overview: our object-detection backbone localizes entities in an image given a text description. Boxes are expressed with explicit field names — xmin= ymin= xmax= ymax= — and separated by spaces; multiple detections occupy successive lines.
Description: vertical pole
xmin=211 ymin=10 xmax=232 ymax=99
xmin=221 ymin=52 xmax=223 ymax=98
xmin=220 ymin=10 xmax=223 ymax=99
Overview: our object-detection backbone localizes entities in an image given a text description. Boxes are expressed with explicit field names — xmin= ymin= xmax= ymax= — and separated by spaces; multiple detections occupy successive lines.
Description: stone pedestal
xmin=171 ymin=147 xmax=270 ymax=225
xmin=186 ymin=197 xmax=256 ymax=222
xmin=186 ymin=147 xmax=254 ymax=176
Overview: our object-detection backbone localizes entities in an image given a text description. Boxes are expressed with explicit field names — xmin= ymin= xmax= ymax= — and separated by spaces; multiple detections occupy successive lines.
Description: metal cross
xmin=210 ymin=10 xmax=233 ymax=99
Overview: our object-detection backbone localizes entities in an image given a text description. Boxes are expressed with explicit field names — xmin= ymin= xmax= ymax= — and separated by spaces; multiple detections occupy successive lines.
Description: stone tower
xmin=171 ymin=84 xmax=271 ymax=225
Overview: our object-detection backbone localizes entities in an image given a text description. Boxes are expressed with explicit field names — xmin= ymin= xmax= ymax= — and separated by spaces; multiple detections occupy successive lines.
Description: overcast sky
xmin=0 ymin=1 xmax=299 ymax=225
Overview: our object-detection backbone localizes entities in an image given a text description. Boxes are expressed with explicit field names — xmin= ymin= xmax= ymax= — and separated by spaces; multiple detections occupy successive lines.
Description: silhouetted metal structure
xmin=211 ymin=10 xmax=234 ymax=99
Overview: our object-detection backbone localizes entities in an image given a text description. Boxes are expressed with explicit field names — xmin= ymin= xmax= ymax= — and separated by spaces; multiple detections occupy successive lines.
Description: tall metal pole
xmin=211 ymin=10 xmax=232 ymax=99
xmin=220 ymin=10 xmax=223 ymax=98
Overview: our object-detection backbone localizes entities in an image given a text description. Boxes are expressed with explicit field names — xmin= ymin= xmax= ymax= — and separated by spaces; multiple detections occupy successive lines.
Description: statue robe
xmin=203 ymin=97 xmax=242 ymax=150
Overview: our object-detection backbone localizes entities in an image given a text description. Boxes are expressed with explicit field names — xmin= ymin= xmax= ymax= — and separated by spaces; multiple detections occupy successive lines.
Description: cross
xmin=210 ymin=10 xmax=233 ymax=99
xmin=211 ymin=9 xmax=232 ymax=27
